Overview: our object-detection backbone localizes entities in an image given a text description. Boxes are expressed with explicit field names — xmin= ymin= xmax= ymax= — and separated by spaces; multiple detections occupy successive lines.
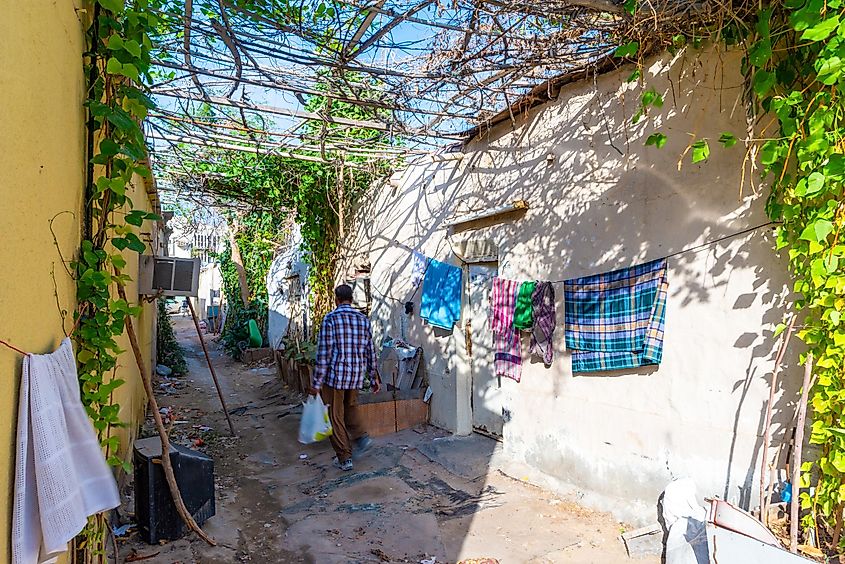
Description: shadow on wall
xmin=337 ymin=45 xmax=799 ymax=526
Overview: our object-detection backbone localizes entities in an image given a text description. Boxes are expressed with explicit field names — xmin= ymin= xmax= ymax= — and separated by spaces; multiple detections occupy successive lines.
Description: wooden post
xmin=117 ymin=281 xmax=215 ymax=546
xmin=188 ymin=299 xmax=237 ymax=436
xmin=760 ymin=314 xmax=797 ymax=525
xmin=790 ymin=351 xmax=813 ymax=553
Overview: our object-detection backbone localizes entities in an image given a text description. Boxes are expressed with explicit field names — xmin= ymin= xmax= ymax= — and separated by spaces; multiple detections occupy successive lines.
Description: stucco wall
xmin=0 ymin=1 xmax=155 ymax=559
xmin=267 ymin=225 xmax=310 ymax=348
xmin=341 ymin=48 xmax=799 ymax=523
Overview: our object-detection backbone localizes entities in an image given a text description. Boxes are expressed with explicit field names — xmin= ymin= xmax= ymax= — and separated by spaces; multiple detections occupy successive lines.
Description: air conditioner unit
xmin=139 ymin=256 xmax=200 ymax=297
xmin=451 ymin=237 xmax=498 ymax=263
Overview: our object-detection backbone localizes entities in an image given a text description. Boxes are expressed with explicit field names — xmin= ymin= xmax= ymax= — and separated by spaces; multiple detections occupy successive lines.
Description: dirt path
xmin=116 ymin=317 xmax=660 ymax=563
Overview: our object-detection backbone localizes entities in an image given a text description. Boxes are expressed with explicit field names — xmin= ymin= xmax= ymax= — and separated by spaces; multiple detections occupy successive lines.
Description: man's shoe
xmin=332 ymin=456 xmax=353 ymax=471
xmin=352 ymin=435 xmax=373 ymax=460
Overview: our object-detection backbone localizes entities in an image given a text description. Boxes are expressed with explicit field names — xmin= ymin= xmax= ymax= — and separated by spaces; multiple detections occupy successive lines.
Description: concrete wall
xmin=267 ymin=225 xmax=310 ymax=348
xmin=0 ymin=1 xmax=156 ymax=559
xmin=196 ymin=262 xmax=223 ymax=325
xmin=341 ymin=48 xmax=799 ymax=523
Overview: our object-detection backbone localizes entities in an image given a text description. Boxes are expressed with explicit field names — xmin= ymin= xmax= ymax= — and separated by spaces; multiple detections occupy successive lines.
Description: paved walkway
xmin=116 ymin=317 xmax=660 ymax=563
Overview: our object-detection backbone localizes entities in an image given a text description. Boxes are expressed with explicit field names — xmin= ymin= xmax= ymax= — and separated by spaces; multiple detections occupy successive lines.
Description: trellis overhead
xmin=147 ymin=0 xmax=742 ymax=182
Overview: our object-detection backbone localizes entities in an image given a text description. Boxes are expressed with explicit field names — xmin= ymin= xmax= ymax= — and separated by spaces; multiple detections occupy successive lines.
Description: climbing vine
xmin=177 ymin=91 xmax=388 ymax=344
xmin=619 ymin=0 xmax=845 ymax=551
xmin=156 ymin=298 xmax=188 ymax=375
xmin=73 ymin=0 xmax=161 ymax=559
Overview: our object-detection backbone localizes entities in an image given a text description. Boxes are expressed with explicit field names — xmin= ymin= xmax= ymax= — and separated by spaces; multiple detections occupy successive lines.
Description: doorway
xmin=466 ymin=262 xmax=503 ymax=438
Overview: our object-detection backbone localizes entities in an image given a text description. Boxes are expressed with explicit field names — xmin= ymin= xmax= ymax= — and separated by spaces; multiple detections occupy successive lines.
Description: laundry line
xmin=537 ymin=220 xmax=779 ymax=285
xmin=368 ymin=220 xmax=778 ymax=302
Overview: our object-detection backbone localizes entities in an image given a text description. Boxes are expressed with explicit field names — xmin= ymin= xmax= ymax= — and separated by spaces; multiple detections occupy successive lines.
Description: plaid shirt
xmin=312 ymin=304 xmax=377 ymax=390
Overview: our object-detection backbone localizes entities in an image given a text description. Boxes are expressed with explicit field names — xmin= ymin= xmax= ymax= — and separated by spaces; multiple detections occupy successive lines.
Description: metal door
xmin=467 ymin=263 xmax=503 ymax=437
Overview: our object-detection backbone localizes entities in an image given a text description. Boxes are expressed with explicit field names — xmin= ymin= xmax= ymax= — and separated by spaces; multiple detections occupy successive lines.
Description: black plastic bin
xmin=133 ymin=436 xmax=215 ymax=543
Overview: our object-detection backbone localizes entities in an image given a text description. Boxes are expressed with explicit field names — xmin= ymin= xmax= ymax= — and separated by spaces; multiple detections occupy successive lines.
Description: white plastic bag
xmin=662 ymin=478 xmax=708 ymax=564
xmin=298 ymin=395 xmax=333 ymax=444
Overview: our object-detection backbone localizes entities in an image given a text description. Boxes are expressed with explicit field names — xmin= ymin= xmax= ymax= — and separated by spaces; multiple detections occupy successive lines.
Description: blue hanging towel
xmin=420 ymin=258 xmax=463 ymax=329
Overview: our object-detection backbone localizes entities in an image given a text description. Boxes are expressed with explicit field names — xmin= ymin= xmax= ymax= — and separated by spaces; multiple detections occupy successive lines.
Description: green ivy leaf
xmin=626 ymin=69 xmax=641 ymax=83
xmin=109 ymin=178 xmax=126 ymax=196
xmin=623 ymin=0 xmax=636 ymax=15
xmin=125 ymin=210 xmax=145 ymax=227
xmin=760 ymin=141 xmax=779 ymax=165
xmin=120 ymin=140 xmax=146 ymax=160
xmin=791 ymin=1 xmax=823 ymax=31
xmin=801 ymin=16 xmax=840 ymax=41
xmin=97 ymin=0 xmax=125 ymax=12
xmin=718 ymin=133 xmax=737 ymax=148
xmin=126 ymin=235 xmax=147 ymax=253
xmin=799 ymin=219 xmax=835 ymax=243
xmin=816 ymin=56 xmax=843 ymax=86
xmin=748 ymin=39 xmax=772 ymax=67
xmin=691 ymin=140 xmax=710 ymax=163
xmin=106 ymin=109 xmax=136 ymax=133
xmin=825 ymin=154 xmax=845 ymax=177
xmin=614 ymin=41 xmax=639 ymax=58
xmin=106 ymin=57 xmax=123 ymax=76
xmin=106 ymin=35 xmax=124 ymax=51
xmin=99 ymin=138 xmax=120 ymax=157
xmin=123 ymin=39 xmax=142 ymax=58
xmin=84 ymin=250 xmax=100 ymax=266
xmin=645 ymin=132 xmax=667 ymax=148
xmin=805 ymin=171 xmax=826 ymax=196
xmin=121 ymin=63 xmax=140 ymax=82
xmin=753 ymin=70 xmax=776 ymax=96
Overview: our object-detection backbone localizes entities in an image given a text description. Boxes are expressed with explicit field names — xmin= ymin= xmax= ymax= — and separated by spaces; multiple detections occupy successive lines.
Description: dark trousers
xmin=321 ymin=386 xmax=365 ymax=462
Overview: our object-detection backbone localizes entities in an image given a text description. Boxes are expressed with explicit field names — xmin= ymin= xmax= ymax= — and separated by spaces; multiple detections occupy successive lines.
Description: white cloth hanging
xmin=13 ymin=338 xmax=120 ymax=564
xmin=409 ymin=250 xmax=428 ymax=290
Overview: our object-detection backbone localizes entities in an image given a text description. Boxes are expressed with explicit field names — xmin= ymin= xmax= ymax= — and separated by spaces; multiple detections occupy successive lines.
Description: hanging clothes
xmin=529 ymin=281 xmax=556 ymax=367
xmin=13 ymin=338 xmax=120 ymax=564
xmin=490 ymin=277 xmax=520 ymax=334
xmin=494 ymin=329 xmax=523 ymax=382
xmin=420 ymin=258 xmax=463 ymax=329
xmin=409 ymin=250 xmax=428 ymax=290
xmin=490 ymin=277 xmax=522 ymax=381
xmin=564 ymin=258 xmax=668 ymax=374
xmin=512 ymin=281 xmax=537 ymax=331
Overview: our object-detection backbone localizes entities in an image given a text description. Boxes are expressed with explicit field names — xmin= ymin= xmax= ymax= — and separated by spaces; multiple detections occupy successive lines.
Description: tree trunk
xmin=229 ymin=223 xmax=249 ymax=306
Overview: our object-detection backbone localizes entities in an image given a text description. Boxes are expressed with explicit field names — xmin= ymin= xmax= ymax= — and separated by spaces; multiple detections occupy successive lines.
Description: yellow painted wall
xmin=0 ymin=0 xmax=156 ymax=560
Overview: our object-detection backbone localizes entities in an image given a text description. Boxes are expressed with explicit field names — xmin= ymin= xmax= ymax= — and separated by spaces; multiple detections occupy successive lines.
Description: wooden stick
xmin=391 ymin=362 xmax=398 ymax=434
xmin=833 ymin=502 xmax=844 ymax=548
xmin=791 ymin=351 xmax=813 ymax=553
xmin=188 ymin=299 xmax=237 ymax=436
xmin=117 ymin=282 xmax=215 ymax=546
xmin=760 ymin=314 xmax=797 ymax=525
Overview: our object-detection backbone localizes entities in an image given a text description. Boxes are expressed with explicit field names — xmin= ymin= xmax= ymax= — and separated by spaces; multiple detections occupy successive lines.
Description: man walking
xmin=310 ymin=284 xmax=381 ymax=471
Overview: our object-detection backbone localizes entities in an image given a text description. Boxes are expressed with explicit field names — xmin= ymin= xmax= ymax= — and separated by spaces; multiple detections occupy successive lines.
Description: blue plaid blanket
xmin=564 ymin=258 xmax=668 ymax=374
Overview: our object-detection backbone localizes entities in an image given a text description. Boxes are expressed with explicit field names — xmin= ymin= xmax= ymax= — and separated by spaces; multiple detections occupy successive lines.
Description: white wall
xmin=196 ymin=262 xmax=223 ymax=322
xmin=267 ymin=225 xmax=310 ymax=349
xmin=341 ymin=47 xmax=799 ymax=523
